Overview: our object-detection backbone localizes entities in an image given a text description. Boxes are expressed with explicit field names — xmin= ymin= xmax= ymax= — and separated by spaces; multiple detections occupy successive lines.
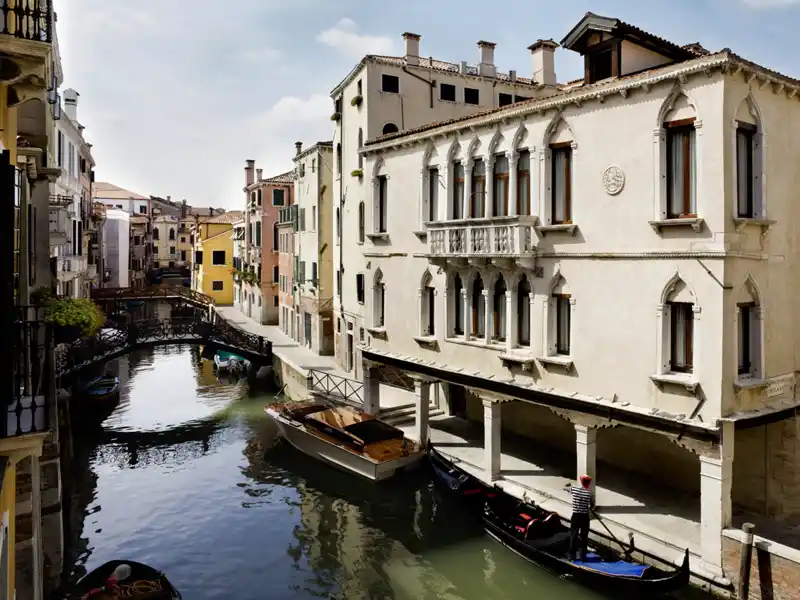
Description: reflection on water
xmin=63 ymin=345 xmax=696 ymax=600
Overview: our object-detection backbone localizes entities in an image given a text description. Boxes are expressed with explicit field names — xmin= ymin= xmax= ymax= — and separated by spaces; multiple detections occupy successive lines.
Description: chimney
xmin=209 ymin=207 xmax=214 ymax=217
xmin=402 ymin=32 xmax=421 ymax=66
xmin=245 ymin=159 xmax=255 ymax=186
xmin=63 ymin=88 xmax=79 ymax=122
xmin=256 ymin=168 xmax=263 ymax=181
xmin=528 ymin=39 xmax=559 ymax=87
xmin=294 ymin=141 xmax=303 ymax=156
xmin=477 ymin=41 xmax=496 ymax=78
xmin=166 ymin=195 xmax=171 ymax=203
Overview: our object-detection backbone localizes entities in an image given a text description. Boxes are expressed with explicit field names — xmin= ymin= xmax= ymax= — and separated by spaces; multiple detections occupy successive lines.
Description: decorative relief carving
xmin=602 ymin=165 xmax=625 ymax=196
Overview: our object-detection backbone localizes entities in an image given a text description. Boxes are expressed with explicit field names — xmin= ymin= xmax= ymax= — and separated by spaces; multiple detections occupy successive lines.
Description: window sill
xmin=537 ymin=355 xmax=574 ymax=371
xmin=367 ymin=326 xmax=387 ymax=339
xmin=733 ymin=377 xmax=767 ymax=390
xmin=413 ymin=230 xmax=427 ymax=239
xmin=413 ymin=335 xmax=437 ymax=347
xmin=536 ymin=224 xmax=577 ymax=236
xmin=650 ymin=373 xmax=698 ymax=393
xmin=445 ymin=337 xmax=505 ymax=352
xmin=499 ymin=351 xmax=537 ymax=370
xmin=366 ymin=233 xmax=389 ymax=241
xmin=733 ymin=218 xmax=775 ymax=235
xmin=649 ymin=217 xmax=705 ymax=233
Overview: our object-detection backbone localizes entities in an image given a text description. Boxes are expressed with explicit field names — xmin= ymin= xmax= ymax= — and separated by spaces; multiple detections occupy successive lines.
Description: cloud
xmin=316 ymin=18 xmax=397 ymax=58
xmin=261 ymin=94 xmax=331 ymax=126
xmin=741 ymin=0 xmax=800 ymax=6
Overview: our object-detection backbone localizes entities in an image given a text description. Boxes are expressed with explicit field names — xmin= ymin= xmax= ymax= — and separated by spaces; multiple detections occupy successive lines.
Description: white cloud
xmin=316 ymin=18 xmax=397 ymax=58
xmin=741 ymin=0 xmax=800 ymax=6
xmin=261 ymin=94 xmax=331 ymax=125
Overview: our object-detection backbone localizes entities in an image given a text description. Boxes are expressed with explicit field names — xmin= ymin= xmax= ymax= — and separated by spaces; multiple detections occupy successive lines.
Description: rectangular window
xmin=428 ymin=167 xmax=439 ymax=222
xmin=454 ymin=277 xmax=463 ymax=336
xmin=736 ymin=123 xmax=756 ymax=218
xmin=554 ymin=294 xmax=571 ymax=355
xmin=551 ymin=144 xmax=572 ymax=224
xmin=669 ymin=302 xmax=694 ymax=373
xmin=471 ymin=160 xmax=485 ymax=218
xmin=139 ymin=205 xmax=147 ymax=214
xmin=274 ymin=296 xmax=279 ymax=307
xmin=169 ymin=246 xmax=175 ymax=255
xmin=255 ymin=222 xmax=262 ymax=246
xmin=312 ymin=262 xmax=317 ymax=286
xmin=493 ymin=156 xmax=509 ymax=217
xmin=311 ymin=206 xmax=316 ymax=230
xmin=382 ymin=74 xmax=400 ymax=93
xmin=589 ymin=49 xmax=613 ymax=83
xmin=453 ymin=162 xmax=465 ymax=219
xmin=356 ymin=273 xmax=365 ymax=303
xmin=212 ymin=250 xmax=225 ymax=265
xmin=499 ymin=93 xmax=513 ymax=107
xmin=666 ymin=121 xmax=697 ymax=218
xmin=300 ymin=208 xmax=306 ymax=232
xmin=273 ymin=265 xmax=279 ymax=282
xmin=517 ymin=150 xmax=531 ymax=216
xmin=440 ymin=83 xmax=456 ymax=102
xmin=514 ymin=95 xmax=529 ymax=103
xmin=212 ymin=280 xmax=224 ymax=291
xmin=272 ymin=189 xmax=286 ymax=206
xmin=464 ymin=87 xmax=479 ymax=105
xmin=738 ymin=304 xmax=753 ymax=376
xmin=426 ymin=287 xmax=435 ymax=335
xmin=377 ymin=176 xmax=388 ymax=233
xmin=181 ymin=250 xmax=186 ymax=261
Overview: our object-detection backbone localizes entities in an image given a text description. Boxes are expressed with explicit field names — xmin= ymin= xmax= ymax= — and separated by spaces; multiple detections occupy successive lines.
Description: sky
xmin=56 ymin=0 xmax=800 ymax=211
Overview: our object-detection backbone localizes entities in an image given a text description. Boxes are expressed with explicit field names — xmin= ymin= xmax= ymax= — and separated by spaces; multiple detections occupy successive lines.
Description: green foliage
xmin=330 ymin=112 xmax=341 ymax=121
xmin=44 ymin=297 xmax=105 ymax=337
xmin=351 ymin=168 xmax=364 ymax=178
xmin=350 ymin=95 xmax=363 ymax=107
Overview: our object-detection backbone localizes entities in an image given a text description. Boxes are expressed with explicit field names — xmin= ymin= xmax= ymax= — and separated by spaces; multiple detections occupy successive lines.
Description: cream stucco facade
xmin=352 ymin=13 xmax=800 ymax=579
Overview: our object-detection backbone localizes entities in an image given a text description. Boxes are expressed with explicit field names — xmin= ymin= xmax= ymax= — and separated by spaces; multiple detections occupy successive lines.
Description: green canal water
xmin=61 ymin=345 xmax=709 ymax=600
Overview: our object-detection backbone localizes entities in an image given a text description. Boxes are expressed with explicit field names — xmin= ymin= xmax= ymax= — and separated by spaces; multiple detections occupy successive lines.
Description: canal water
xmin=62 ymin=345 xmax=705 ymax=600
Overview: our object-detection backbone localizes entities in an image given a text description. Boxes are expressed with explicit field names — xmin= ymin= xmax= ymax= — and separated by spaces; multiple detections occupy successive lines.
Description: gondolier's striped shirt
xmin=570 ymin=486 xmax=595 ymax=515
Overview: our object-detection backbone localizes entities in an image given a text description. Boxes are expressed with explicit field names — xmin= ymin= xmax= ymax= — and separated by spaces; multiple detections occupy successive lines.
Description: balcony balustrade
xmin=49 ymin=194 xmax=73 ymax=208
xmin=1 ymin=0 xmax=52 ymax=44
xmin=426 ymin=216 xmax=538 ymax=264
xmin=49 ymin=207 xmax=73 ymax=246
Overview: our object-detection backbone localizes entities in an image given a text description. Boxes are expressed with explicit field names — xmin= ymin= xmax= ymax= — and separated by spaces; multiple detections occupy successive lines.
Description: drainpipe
xmin=403 ymin=64 xmax=435 ymax=109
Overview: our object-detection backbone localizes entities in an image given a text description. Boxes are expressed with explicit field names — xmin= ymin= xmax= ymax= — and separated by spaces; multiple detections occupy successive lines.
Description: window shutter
xmin=312 ymin=262 xmax=317 ymax=286
xmin=300 ymin=208 xmax=306 ymax=232
xmin=300 ymin=261 xmax=306 ymax=283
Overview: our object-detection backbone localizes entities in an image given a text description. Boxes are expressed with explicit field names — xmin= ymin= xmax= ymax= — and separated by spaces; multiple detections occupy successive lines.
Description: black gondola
xmin=483 ymin=491 xmax=690 ymax=596
xmin=70 ymin=560 xmax=182 ymax=599
xmin=427 ymin=443 xmax=490 ymax=502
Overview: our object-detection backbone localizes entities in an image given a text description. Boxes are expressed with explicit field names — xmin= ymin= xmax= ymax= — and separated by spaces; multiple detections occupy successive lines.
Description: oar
xmin=591 ymin=508 xmax=632 ymax=557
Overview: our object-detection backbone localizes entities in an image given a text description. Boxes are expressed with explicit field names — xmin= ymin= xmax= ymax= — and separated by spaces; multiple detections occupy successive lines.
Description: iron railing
xmin=307 ymin=368 xmax=363 ymax=405
xmin=1 ymin=0 xmax=52 ymax=43
xmin=91 ymin=284 xmax=214 ymax=307
xmin=9 ymin=313 xmax=52 ymax=437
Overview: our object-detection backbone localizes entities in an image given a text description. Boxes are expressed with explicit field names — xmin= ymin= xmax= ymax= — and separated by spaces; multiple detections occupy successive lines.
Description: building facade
xmin=128 ymin=214 xmax=149 ymax=287
xmin=232 ymin=219 xmax=245 ymax=313
xmin=277 ymin=207 xmax=295 ymax=338
xmin=103 ymin=208 xmax=130 ymax=288
xmin=191 ymin=211 xmax=242 ymax=305
xmin=356 ymin=13 xmax=800 ymax=579
xmin=292 ymin=141 xmax=334 ymax=354
xmin=331 ymin=32 xmax=555 ymax=376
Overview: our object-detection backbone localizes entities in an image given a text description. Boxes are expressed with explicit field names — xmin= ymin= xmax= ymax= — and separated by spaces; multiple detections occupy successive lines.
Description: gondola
xmin=83 ymin=376 xmax=120 ymax=403
xmin=70 ymin=560 xmax=182 ymax=599
xmin=483 ymin=490 xmax=690 ymax=596
xmin=427 ymin=443 xmax=490 ymax=504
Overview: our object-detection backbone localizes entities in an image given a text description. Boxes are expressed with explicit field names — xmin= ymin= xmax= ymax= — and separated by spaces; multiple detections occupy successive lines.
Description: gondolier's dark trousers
xmin=569 ymin=512 xmax=591 ymax=561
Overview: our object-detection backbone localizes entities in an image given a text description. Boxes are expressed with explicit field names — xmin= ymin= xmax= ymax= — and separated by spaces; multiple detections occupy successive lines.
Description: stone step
xmin=382 ymin=406 xmax=445 ymax=427
xmin=377 ymin=402 xmax=417 ymax=419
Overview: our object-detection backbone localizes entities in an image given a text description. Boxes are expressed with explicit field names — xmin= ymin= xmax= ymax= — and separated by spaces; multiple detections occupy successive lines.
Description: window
xmin=169 ymin=246 xmax=175 ymax=255
xmin=554 ymin=294 xmax=571 ymax=355
xmin=471 ymin=160 xmax=485 ymax=218
xmin=373 ymin=272 xmax=385 ymax=327
xmin=428 ymin=167 xmax=439 ymax=222
xmin=422 ymin=284 xmax=435 ymax=335
xmin=356 ymin=273 xmax=365 ymax=303
xmin=588 ymin=49 xmax=613 ymax=83
xmin=453 ymin=162 xmax=465 ymax=219
xmin=518 ymin=276 xmax=531 ymax=346
xmin=666 ymin=120 xmax=697 ymax=218
xmin=357 ymin=79 xmax=362 ymax=96
xmin=312 ymin=262 xmax=317 ymax=286
xmin=499 ymin=93 xmax=513 ymax=107
xmin=669 ymin=302 xmax=694 ymax=372
xmin=257 ymin=189 xmax=262 ymax=206
xmin=440 ymin=83 xmax=456 ymax=102
xmin=738 ymin=303 xmax=755 ymax=376
xmin=195 ymin=250 xmax=203 ymax=264
xmin=273 ymin=265 xmax=279 ymax=282
xmin=517 ymin=150 xmax=531 ymax=216
xmin=311 ymin=159 xmax=316 ymax=173
xmin=382 ymin=123 xmax=399 ymax=135
xmin=382 ymin=74 xmax=399 ymax=93
xmin=493 ymin=156 xmax=509 ymax=217
xmin=212 ymin=280 xmax=224 ymax=291
xmin=133 ymin=235 xmax=141 ymax=246
xmin=464 ymin=87 xmax=479 ymax=105
xmin=377 ymin=175 xmax=388 ymax=233
xmin=336 ymin=143 xmax=342 ymax=176
xmin=493 ymin=277 xmax=507 ymax=341
xmin=153 ymin=228 xmax=159 ymax=240
xmin=212 ymin=250 xmax=226 ymax=265
xmin=181 ymin=250 xmax=187 ymax=261
xmin=453 ymin=274 xmax=464 ymax=336
xmin=272 ymin=189 xmax=286 ymax=206
xmin=471 ymin=275 xmax=485 ymax=338
xmin=514 ymin=95 xmax=529 ymax=103
xmin=139 ymin=206 xmax=147 ymax=214
xmin=181 ymin=236 xmax=186 ymax=243
xmin=736 ymin=122 xmax=757 ymax=218
xmin=551 ymin=144 xmax=572 ymax=224
xmin=358 ymin=201 xmax=365 ymax=242
xmin=255 ymin=221 xmax=262 ymax=246
xmin=274 ymin=296 xmax=279 ymax=307
xmin=169 ymin=228 xmax=175 ymax=240
xmin=273 ymin=222 xmax=279 ymax=250
xmin=358 ymin=129 xmax=363 ymax=168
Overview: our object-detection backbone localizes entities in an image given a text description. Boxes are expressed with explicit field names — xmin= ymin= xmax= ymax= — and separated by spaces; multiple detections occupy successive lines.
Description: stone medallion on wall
xmin=602 ymin=165 xmax=625 ymax=196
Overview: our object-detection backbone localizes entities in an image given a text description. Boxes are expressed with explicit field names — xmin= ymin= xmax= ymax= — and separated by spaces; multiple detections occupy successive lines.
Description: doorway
xmin=346 ymin=333 xmax=354 ymax=372
xmin=449 ymin=384 xmax=467 ymax=418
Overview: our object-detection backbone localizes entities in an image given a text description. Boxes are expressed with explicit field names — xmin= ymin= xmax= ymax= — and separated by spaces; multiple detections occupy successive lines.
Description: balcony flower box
xmin=350 ymin=95 xmax=363 ymax=107
xmin=330 ymin=112 xmax=341 ymax=122
xmin=351 ymin=169 xmax=363 ymax=179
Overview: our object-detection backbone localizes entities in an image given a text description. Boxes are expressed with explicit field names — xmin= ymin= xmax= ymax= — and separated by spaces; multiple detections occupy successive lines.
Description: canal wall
xmin=723 ymin=528 xmax=800 ymax=600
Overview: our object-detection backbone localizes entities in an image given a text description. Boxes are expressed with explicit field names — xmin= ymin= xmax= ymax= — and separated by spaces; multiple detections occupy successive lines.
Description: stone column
xmin=483 ymin=289 xmax=492 ymax=345
xmin=484 ymin=399 xmax=502 ymax=481
xmin=506 ymin=290 xmax=515 ymax=351
xmin=509 ymin=155 xmax=518 ymax=217
xmin=575 ymin=424 xmax=597 ymax=493
xmin=362 ymin=363 xmax=381 ymax=415
xmin=700 ymin=421 xmax=734 ymax=574
xmin=32 ymin=455 xmax=43 ymax=600
xmin=462 ymin=288 xmax=471 ymax=341
xmin=414 ymin=380 xmax=431 ymax=446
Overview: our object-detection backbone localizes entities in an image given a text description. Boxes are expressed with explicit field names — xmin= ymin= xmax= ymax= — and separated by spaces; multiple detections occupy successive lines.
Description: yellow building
xmin=191 ymin=211 xmax=242 ymax=305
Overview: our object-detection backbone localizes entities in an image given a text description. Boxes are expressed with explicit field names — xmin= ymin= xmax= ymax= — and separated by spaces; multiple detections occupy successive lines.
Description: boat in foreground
xmin=428 ymin=443 xmax=490 ymax=509
xmin=70 ymin=559 xmax=182 ymax=599
xmin=83 ymin=376 xmax=120 ymax=402
xmin=213 ymin=350 xmax=250 ymax=374
xmin=265 ymin=399 xmax=425 ymax=481
xmin=483 ymin=491 xmax=690 ymax=596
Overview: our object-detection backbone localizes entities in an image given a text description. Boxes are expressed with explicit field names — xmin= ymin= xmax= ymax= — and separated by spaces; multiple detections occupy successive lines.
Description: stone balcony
xmin=426 ymin=215 xmax=538 ymax=268
xmin=48 ymin=207 xmax=73 ymax=247
xmin=57 ymin=255 xmax=86 ymax=282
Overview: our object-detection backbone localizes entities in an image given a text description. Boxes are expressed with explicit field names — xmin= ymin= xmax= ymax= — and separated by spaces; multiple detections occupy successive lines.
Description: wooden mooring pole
xmin=738 ymin=522 xmax=755 ymax=600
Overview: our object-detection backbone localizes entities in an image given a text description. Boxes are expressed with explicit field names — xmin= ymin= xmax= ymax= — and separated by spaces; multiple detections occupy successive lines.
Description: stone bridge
xmin=91 ymin=285 xmax=214 ymax=309
xmin=56 ymin=315 xmax=272 ymax=378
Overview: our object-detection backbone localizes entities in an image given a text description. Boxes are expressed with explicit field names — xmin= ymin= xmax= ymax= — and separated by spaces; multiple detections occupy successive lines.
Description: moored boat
xmin=483 ymin=490 xmax=690 ymax=596
xmin=428 ymin=443 xmax=491 ymax=508
xmin=213 ymin=350 xmax=250 ymax=374
xmin=83 ymin=376 xmax=120 ymax=402
xmin=70 ymin=559 xmax=182 ymax=599
xmin=265 ymin=399 xmax=425 ymax=481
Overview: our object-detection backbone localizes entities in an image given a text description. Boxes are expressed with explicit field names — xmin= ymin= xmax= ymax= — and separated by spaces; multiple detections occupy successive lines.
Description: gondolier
xmin=566 ymin=474 xmax=595 ymax=561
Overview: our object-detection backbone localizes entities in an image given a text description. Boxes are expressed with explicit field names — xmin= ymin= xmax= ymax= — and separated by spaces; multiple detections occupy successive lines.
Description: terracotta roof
xmin=93 ymin=181 xmax=148 ymax=200
xmin=262 ymin=170 xmax=294 ymax=184
xmin=130 ymin=215 xmax=148 ymax=224
xmin=295 ymin=141 xmax=333 ymax=161
xmin=206 ymin=210 xmax=243 ymax=224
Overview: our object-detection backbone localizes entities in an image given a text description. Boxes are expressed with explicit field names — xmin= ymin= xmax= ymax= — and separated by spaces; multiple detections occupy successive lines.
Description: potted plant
xmin=43 ymin=296 xmax=105 ymax=344
xmin=351 ymin=168 xmax=364 ymax=178
xmin=330 ymin=112 xmax=341 ymax=122
xmin=350 ymin=95 xmax=363 ymax=107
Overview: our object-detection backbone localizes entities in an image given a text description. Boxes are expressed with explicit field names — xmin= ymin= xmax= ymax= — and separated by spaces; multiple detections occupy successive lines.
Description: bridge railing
xmin=91 ymin=285 xmax=214 ymax=307
xmin=307 ymin=368 xmax=363 ymax=405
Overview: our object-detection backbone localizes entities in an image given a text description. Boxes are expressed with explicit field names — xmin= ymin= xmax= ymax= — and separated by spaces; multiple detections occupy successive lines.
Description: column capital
xmin=477 ymin=390 xmax=513 ymax=406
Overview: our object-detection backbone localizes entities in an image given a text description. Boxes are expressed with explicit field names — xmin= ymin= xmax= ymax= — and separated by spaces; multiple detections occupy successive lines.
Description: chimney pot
xmin=295 ymin=141 xmax=303 ymax=156
xmin=256 ymin=168 xmax=263 ymax=180
xmin=477 ymin=41 xmax=497 ymax=78
xmin=63 ymin=88 xmax=79 ymax=121
xmin=527 ymin=39 xmax=559 ymax=87
xmin=245 ymin=159 xmax=255 ymax=186
xmin=402 ymin=32 xmax=421 ymax=66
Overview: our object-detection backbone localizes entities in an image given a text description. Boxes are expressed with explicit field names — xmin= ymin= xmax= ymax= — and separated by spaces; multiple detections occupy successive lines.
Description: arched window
xmin=358 ymin=129 xmax=364 ymax=169
xmin=544 ymin=114 xmax=575 ymax=225
xmin=358 ymin=201 xmax=365 ymax=243
xmin=734 ymin=95 xmax=764 ymax=219
xmin=471 ymin=274 xmax=485 ymax=338
xmin=420 ymin=271 xmax=435 ymax=337
xmin=547 ymin=272 xmax=572 ymax=357
xmin=273 ymin=222 xmax=279 ymax=251
xmin=493 ymin=276 xmax=507 ymax=342
xmin=658 ymin=274 xmax=696 ymax=375
xmin=373 ymin=270 xmax=385 ymax=328
xmin=382 ymin=123 xmax=399 ymax=135
xmin=453 ymin=274 xmax=464 ymax=336
xmin=517 ymin=275 xmax=531 ymax=346
xmin=736 ymin=277 xmax=763 ymax=380
xmin=654 ymin=90 xmax=699 ymax=221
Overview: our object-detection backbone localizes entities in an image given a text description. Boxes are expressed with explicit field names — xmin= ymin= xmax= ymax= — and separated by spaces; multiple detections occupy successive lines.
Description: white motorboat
xmin=265 ymin=400 xmax=425 ymax=482
xmin=213 ymin=351 xmax=250 ymax=374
